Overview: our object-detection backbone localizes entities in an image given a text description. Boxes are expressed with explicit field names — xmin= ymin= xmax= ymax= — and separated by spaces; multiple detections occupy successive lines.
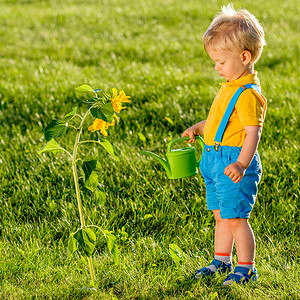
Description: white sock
xmin=215 ymin=252 xmax=232 ymax=265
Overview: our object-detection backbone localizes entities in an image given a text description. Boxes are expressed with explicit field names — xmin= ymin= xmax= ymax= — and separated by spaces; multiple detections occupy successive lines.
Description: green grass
xmin=0 ymin=0 xmax=299 ymax=299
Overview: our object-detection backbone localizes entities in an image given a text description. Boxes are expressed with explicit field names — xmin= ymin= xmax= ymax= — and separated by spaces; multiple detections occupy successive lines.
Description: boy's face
xmin=206 ymin=47 xmax=252 ymax=82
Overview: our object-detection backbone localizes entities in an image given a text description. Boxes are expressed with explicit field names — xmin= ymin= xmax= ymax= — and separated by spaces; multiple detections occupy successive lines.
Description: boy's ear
xmin=241 ymin=50 xmax=252 ymax=65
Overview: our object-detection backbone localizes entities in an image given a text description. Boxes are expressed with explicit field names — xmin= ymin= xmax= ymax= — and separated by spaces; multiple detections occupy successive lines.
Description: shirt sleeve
xmin=235 ymin=89 xmax=267 ymax=127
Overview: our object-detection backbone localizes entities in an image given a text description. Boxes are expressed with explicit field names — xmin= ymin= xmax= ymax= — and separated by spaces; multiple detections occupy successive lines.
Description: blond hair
xmin=203 ymin=4 xmax=266 ymax=63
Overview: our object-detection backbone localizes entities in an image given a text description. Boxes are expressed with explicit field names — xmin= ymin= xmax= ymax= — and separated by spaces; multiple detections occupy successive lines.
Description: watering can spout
xmin=141 ymin=150 xmax=171 ymax=178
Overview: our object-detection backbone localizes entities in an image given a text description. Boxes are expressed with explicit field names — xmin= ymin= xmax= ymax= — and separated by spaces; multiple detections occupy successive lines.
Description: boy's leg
xmin=195 ymin=210 xmax=233 ymax=278
xmin=214 ymin=210 xmax=234 ymax=255
xmin=222 ymin=218 xmax=258 ymax=286
xmin=227 ymin=218 xmax=255 ymax=263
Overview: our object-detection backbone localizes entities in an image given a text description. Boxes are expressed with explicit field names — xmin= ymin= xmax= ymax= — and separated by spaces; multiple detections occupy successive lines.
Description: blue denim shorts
xmin=200 ymin=145 xmax=262 ymax=219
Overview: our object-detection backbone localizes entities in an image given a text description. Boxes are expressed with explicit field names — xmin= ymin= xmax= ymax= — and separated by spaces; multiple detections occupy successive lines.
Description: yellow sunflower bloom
xmin=111 ymin=88 xmax=131 ymax=113
xmin=109 ymin=114 xmax=120 ymax=126
xmin=111 ymin=101 xmax=124 ymax=113
xmin=88 ymin=119 xmax=110 ymax=136
xmin=88 ymin=114 xmax=119 ymax=136
xmin=88 ymin=89 xmax=129 ymax=135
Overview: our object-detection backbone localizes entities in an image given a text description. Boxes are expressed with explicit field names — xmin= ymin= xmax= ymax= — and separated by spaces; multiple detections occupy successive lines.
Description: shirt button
xmin=207 ymin=148 xmax=210 ymax=152
xmin=223 ymin=85 xmax=225 ymax=87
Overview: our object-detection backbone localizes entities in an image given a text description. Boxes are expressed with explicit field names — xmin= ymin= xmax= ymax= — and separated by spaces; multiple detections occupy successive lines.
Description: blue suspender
xmin=214 ymin=83 xmax=261 ymax=151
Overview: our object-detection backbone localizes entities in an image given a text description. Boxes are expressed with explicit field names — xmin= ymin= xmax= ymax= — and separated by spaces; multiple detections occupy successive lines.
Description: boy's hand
xmin=224 ymin=126 xmax=261 ymax=183
xmin=182 ymin=127 xmax=196 ymax=143
xmin=224 ymin=161 xmax=246 ymax=183
xmin=182 ymin=121 xmax=206 ymax=143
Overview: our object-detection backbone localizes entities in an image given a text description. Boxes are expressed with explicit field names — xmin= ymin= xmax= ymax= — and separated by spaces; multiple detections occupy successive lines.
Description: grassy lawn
xmin=0 ymin=0 xmax=299 ymax=299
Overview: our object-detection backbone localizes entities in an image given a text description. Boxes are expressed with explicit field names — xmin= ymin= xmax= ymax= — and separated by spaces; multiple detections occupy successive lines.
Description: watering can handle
xmin=167 ymin=136 xmax=205 ymax=154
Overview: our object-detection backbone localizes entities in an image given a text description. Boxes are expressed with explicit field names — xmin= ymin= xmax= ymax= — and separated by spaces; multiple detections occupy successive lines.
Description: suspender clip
xmin=214 ymin=142 xmax=220 ymax=152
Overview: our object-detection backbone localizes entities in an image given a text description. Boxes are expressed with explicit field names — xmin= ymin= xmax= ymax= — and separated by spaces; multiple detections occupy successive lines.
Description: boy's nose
xmin=215 ymin=64 xmax=220 ymax=71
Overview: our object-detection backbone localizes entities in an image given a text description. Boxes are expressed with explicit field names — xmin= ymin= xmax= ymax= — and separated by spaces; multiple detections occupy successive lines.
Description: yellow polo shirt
xmin=204 ymin=72 xmax=267 ymax=147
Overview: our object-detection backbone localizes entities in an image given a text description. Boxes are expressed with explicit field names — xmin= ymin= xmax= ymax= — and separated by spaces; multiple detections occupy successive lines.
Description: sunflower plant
xmin=38 ymin=84 xmax=130 ymax=288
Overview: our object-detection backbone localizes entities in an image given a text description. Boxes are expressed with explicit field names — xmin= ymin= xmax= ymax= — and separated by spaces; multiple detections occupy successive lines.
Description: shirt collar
xmin=221 ymin=71 xmax=260 ymax=87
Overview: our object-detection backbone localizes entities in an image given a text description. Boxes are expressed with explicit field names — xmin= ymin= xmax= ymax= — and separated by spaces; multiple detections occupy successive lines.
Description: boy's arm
xmin=182 ymin=120 xmax=206 ymax=142
xmin=224 ymin=126 xmax=262 ymax=183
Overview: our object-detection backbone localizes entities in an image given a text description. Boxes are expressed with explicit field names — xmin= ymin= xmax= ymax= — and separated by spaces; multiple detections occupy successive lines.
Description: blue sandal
xmin=222 ymin=266 xmax=258 ymax=286
xmin=194 ymin=259 xmax=233 ymax=279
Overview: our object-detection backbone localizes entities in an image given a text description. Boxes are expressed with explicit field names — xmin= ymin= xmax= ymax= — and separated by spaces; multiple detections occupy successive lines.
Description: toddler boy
xmin=182 ymin=4 xmax=267 ymax=286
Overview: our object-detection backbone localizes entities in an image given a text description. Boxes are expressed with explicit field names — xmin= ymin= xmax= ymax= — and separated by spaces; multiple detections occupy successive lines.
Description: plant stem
xmin=72 ymin=106 xmax=97 ymax=287
xmin=72 ymin=160 xmax=85 ymax=227
xmin=87 ymin=257 xmax=96 ymax=285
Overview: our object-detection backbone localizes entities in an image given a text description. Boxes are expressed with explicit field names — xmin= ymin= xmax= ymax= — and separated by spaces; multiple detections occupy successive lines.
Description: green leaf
xmin=43 ymin=108 xmax=78 ymax=141
xmin=98 ymin=139 xmax=119 ymax=161
xmin=94 ymin=188 xmax=106 ymax=206
xmin=74 ymin=228 xmax=96 ymax=256
xmin=61 ymin=107 xmax=77 ymax=123
xmin=102 ymin=230 xmax=119 ymax=265
xmin=90 ymin=103 xmax=114 ymax=123
xmin=99 ymin=103 xmax=115 ymax=122
xmin=90 ymin=107 xmax=106 ymax=120
xmin=85 ymin=172 xmax=99 ymax=192
xmin=82 ymin=160 xmax=101 ymax=192
xmin=76 ymin=85 xmax=95 ymax=93
xmin=82 ymin=160 xmax=101 ymax=180
xmin=169 ymin=243 xmax=186 ymax=264
xmin=103 ymin=230 xmax=116 ymax=252
xmin=38 ymin=139 xmax=65 ymax=154
xmin=44 ymin=119 xmax=67 ymax=141
xmin=67 ymin=235 xmax=78 ymax=257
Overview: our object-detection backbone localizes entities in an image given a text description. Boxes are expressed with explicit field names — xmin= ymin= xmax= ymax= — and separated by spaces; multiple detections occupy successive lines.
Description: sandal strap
xmin=227 ymin=273 xmax=244 ymax=281
xmin=234 ymin=266 xmax=255 ymax=279
xmin=210 ymin=258 xmax=223 ymax=267
xmin=223 ymin=266 xmax=258 ymax=285
xmin=195 ymin=259 xmax=232 ymax=279
xmin=195 ymin=259 xmax=224 ymax=276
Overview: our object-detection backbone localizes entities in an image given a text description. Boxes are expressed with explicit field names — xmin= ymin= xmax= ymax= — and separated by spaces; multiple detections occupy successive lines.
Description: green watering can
xmin=141 ymin=136 xmax=204 ymax=179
